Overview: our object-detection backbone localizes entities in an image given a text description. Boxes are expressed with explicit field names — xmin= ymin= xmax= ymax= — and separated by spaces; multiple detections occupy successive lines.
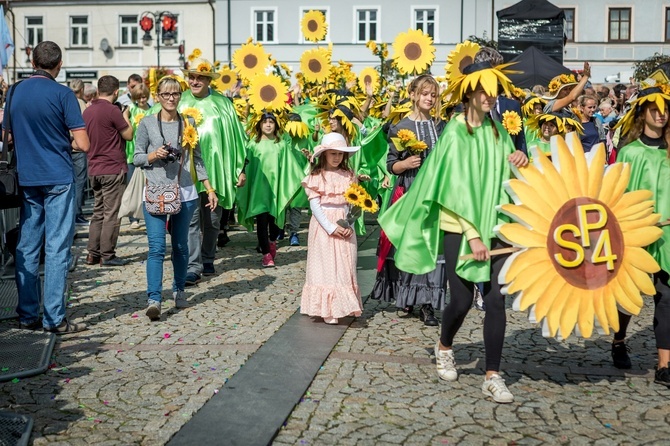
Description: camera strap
xmin=156 ymin=112 xmax=185 ymax=182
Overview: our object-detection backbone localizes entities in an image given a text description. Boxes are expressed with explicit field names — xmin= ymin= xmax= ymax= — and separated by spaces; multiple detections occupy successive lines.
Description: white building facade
xmin=215 ymin=0 xmax=670 ymax=84
xmin=4 ymin=0 xmax=215 ymax=85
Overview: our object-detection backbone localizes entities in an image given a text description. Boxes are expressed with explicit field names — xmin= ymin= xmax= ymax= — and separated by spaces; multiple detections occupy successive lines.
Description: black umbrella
xmin=507 ymin=46 xmax=573 ymax=89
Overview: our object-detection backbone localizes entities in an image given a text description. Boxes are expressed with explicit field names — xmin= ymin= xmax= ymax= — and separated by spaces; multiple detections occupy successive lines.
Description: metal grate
xmin=0 ymin=411 xmax=33 ymax=446
xmin=0 ymin=281 xmax=18 ymax=320
xmin=0 ymin=328 xmax=55 ymax=382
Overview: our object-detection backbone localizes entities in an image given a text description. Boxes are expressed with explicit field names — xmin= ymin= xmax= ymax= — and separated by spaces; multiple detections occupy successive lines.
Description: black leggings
xmin=614 ymin=270 xmax=670 ymax=350
xmin=256 ymin=212 xmax=280 ymax=255
xmin=440 ymin=232 xmax=508 ymax=371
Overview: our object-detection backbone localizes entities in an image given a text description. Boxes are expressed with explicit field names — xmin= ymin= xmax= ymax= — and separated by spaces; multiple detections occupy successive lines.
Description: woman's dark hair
xmin=33 ymin=41 xmax=62 ymax=70
xmin=254 ymin=114 xmax=280 ymax=143
xmin=311 ymin=151 xmax=351 ymax=175
xmin=329 ymin=113 xmax=351 ymax=144
xmin=621 ymin=102 xmax=670 ymax=156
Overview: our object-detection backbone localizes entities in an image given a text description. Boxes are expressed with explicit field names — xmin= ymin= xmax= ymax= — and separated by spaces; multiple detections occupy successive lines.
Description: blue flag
xmin=0 ymin=6 xmax=14 ymax=69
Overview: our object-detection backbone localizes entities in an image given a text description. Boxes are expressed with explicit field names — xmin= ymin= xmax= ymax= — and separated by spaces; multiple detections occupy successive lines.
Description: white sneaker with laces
xmin=435 ymin=341 xmax=458 ymax=381
xmin=482 ymin=374 xmax=514 ymax=403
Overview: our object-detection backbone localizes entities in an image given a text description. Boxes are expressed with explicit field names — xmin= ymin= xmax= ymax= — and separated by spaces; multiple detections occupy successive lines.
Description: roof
xmin=497 ymin=0 xmax=565 ymax=21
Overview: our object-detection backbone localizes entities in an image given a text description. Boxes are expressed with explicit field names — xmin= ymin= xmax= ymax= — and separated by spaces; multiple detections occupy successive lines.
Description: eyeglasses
xmin=158 ymin=92 xmax=182 ymax=100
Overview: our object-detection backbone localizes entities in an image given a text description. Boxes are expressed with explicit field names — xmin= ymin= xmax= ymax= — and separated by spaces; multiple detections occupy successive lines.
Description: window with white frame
xmin=356 ymin=8 xmax=378 ymax=42
xmin=25 ymin=16 xmax=43 ymax=48
xmin=119 ymin=15 xmax=138 ymax=46
xmin=254 ymin=9 xmax=276 ymax=43
xmin=300 ymin=7 xmax=329 ymax=43
xmin=414 ymin=8 xmax=436 ymax=39
xmin=70 ymin=16 xmax=89 ymax=47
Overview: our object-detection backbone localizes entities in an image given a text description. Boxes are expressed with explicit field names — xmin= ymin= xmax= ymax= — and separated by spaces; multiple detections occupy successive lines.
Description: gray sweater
xmin=133 ymin=115 xmax=208 ymax=188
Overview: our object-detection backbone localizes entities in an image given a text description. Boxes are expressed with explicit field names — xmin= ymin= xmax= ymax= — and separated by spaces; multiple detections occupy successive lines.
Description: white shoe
xmin=324 ymin=317 xmax=338 ymax=325
xmin=435 ymin=341 xmax=458 ymax=381
xmin=482 ymin=374 xmax=514 ymax=403
xmin=130 ymin=221 xmax=141 ymax=229
xmin=173 ymin=290 xmax=188 ymax=309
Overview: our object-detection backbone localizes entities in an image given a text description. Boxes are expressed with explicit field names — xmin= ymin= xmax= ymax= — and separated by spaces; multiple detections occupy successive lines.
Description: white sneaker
xmin=482 ymin=374 xmax=514 ymax=403
xmin=435 ymin=341 xmax=458 ymax=381
xmin=174 ymin=290 xmax=188 ymax=309
xmin=129 ymin=221 xmax=141 ymax=229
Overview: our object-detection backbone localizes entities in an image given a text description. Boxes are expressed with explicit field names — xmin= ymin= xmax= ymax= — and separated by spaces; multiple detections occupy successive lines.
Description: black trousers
xmin=256 ymin=212 xmax=280 ymax=255
xmin=615 ymin=270 xmax=670 ymax=350
xmin=440 ymin=232 xmax=509 ymax=371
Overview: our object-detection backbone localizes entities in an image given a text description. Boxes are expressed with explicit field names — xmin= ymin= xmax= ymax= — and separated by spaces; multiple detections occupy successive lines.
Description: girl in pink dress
xmin=300 ymin=132 xmax=364 ymax=325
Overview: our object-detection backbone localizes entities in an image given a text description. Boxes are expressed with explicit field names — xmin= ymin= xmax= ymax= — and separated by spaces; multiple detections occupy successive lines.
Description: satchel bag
xmin=119 ymin=167 xmax=146 ymax=219
xmin=0 ymin=82 xmax=22 ymax=210
xmin=144 ymin=113 xmax=185 ymax=216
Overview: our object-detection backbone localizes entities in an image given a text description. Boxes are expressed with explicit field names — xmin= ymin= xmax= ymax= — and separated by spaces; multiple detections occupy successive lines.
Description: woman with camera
xmin=134 ymin=76 xmax=217 ymax=321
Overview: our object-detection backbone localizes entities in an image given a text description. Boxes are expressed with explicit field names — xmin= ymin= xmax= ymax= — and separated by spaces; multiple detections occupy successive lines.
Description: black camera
xmin=114 ymin=102 xmax=128 ymax=113
xmin=164 ymin=144 xmax=181 ymax=163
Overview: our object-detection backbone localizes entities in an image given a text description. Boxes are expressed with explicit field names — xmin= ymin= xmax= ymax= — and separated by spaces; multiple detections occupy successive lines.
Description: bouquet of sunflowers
xmin=390 ymin=129 xmax=428 ymax=155
xmin=338 ymin=184 xmax=379 ymax=228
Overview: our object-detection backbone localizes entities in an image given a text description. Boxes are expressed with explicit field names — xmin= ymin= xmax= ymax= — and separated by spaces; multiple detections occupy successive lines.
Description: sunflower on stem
xmin=180 ymin=107 xmax=204 ymax=126
xmin=339 ymin=183 xmax=379 ymax=228
xmin=391 ymin=129 xmax=429 ymax=154
xmin=501 ymin=110 xmax=522 ymax=135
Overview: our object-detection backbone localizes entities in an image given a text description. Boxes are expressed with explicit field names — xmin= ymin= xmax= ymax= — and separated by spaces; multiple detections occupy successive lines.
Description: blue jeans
xmin=126 ymin=163 xmax=139 ymax=224
xmin=72 ymin=152 xmax=87 ymax=219
xmin=15 ymin=183 xmax=75 ymax=329
xmin=143 ymin=198 xmax=198 ymax=303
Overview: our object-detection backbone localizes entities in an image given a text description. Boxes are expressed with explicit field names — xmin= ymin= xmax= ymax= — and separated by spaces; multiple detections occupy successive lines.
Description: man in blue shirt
xmin=3 ymin=41 xmax=90 ymax=334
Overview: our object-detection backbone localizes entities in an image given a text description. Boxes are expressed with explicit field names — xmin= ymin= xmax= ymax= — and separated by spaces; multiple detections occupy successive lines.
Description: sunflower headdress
xmin=211 ymin=65 xmax=238 ymax=94
xmin=285 ymin=112 xmax=310 ymax=139
xmin=315 ymin=98 xmax=359 ymax=141
xmin=613 ymin=69 xmax=670 ymax=137
xmin=445 ymin=40 xmax=480 ymax=78
xmin=543 ymin=73 xmax=578 ymax=100
xmin=247 ymin=73 xmax=289 ymax=114
xmin=232 ymin=39 xmax=271 ymax=81
xmin=301 ymin=10 xmax=328 ymax=42
xmin=525 ymin=111 xmax=584 ymax=136
xmin=246 ymin=109 xmax=287 ymax=138
xmin=445 ymin=59 xmax=518 ymax=106
xmin=392 ymin=29 xmax=435 ymax=76
xmin=300 ymin=48 xmax=332 ymax=84
xmin=522 ymin=95 xmax=548 ymax=118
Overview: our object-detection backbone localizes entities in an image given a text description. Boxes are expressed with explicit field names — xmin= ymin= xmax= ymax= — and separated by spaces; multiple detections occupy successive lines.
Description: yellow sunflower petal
xmin=445 ymin=40 xmax=480 ymax=78
xmin=577 ymin=288 xmax=595 ymax=338
xmin=506 ymin=179 xmax=558 ymax=216
xmin=625 ymin=246 xmax=661 ymax=274
xmin=564 ymin=132 xmax=590 ymax=198
xmin=534 ymin=277 xmax=569 ymax=323
xmin=505 ymin=259 xmax=554 ymax=295
xmin=498 ymin=204 xmax=550 ymax=235
xmin=232 ymin=42 xmax=271 ymax=81
xmin=610 ymin=276 xmax=642 ymax=316
xmin=546 ymin=286 xmax=572 ymax=337
xmin=616 ymin=200 xmax=655 ymax=222
xmin=592 ymin=288 xmax=611 ymax=335
xmin=602 ymin=283 xmax=620 ymax=333
xmin=497 ymin=222 xmax=548 ymax=249
xmin=553 ymin=136 xmax=582 ymax=198
xmin=619 ymin=212 xmax=661 ymax=232
xmin=513 ymin=165 xmax=566 ymax=213
xmin=531 ymin=149 xmax=571 ymax=203
xmin=623 ymin=260 xmax=656 ymax=298
xmin=517 ymin=264 xmax=556 ymax=311
xmin=559 ymin=289 xmax=582 ymax=339
xmin=586 ymin=145 xmax=606 ymax=198
xmin=499 ymin=248 xmax=550 ymax=284
xmin=597 ymin=162 xmax=624 ymax=204
xmin=623 ymin=226 xmax=664 ymax=248
xmin=610 ymin=190 xmax=654 ymax=215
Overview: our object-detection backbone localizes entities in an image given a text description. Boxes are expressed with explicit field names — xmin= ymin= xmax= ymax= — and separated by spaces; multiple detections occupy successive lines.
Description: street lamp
xmin=139 ymin=11 xmax=178 ymax=67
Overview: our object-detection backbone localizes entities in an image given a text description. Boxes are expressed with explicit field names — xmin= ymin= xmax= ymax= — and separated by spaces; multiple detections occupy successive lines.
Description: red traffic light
xmin=139 ymin=16 xmax=153 ymax=32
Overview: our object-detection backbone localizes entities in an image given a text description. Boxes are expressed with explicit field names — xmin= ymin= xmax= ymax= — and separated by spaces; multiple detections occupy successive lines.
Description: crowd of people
xmin=5 ymin=34 xmax=670 ymax=405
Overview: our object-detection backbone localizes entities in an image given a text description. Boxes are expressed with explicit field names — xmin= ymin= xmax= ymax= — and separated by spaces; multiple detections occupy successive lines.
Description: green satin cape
xmin=178 ymin=90 xmax=248 ymax=208
xmin=125 ymin=104 xmax=149 ymax=163
xmin=617 ymin=139 xmax=670 ymax=274
xmin=378 ymin=115 xmax=515 ymax=282
xmin=236 ymin=138 xmax=305 ymax=231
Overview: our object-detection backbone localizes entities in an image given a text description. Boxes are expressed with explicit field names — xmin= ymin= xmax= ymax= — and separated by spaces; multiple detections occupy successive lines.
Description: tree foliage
xmin=633 ymin=53 xmax=670 ymax=81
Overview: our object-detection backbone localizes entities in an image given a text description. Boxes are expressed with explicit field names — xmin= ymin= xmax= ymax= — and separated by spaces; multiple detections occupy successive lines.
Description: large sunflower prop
xmin=357 ymin=67 xmax=379 ymax=94
xmin=300 ymin=48 xmax=331 ymax=84
xmin=301 ymin=10 xmax=328 ymax=42
xmin=248 ymin=73 xmax=288 ymax=113
xmin=392 ymin=29 xmax=435 ymax=75
xmin=496 ymin=133 xmax=663 ymax=339
xmin=232 ymin=40 xmax=271 ymax=81
xmin=211 ymin=66 xmax=238 ymax=93
xmin=445 ymin=40 xmax=480 ymax=78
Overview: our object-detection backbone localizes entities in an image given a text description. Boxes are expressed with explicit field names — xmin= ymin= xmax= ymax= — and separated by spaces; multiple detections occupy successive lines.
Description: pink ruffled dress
xmin=300 ymin=169 xmax=363 ymax=319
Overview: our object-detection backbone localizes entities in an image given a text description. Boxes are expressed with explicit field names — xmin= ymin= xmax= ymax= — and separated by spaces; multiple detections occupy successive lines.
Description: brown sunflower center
xmin=222 ymin=74 xmax=231 ymax=83
xmin=547 ymin=197 xmax=624 ymax=290
xmin=363 ymin=198 xmax=373 ymax=208
xmin=259 ymin=85 xmax=277 ymax=102
xmin=404 ymin=43 xmax=422 ymax=61
xmin=307 ymin=19 xmax=318 ymax=32
xmin=347 ymin=193 xmax=359 ymax=201
xmin=308 ymin=59 xmax=322 ymax=73
xmin=364 ymin=75 xmax=372 ymax=84
xmin=243 ymin=54 xmax=258 ymax=69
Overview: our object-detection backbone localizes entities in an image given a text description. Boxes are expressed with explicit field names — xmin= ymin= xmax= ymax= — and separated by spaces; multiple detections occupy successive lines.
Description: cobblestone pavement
xmin=1 ymin=222 xmax=670 ymax=445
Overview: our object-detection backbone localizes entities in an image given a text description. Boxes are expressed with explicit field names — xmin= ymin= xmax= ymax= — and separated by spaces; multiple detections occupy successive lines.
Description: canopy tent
xmin=497 ymin=0 xmax=566 ymax=63
xmin=507 ymin=46 xmax=573 ymax=88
